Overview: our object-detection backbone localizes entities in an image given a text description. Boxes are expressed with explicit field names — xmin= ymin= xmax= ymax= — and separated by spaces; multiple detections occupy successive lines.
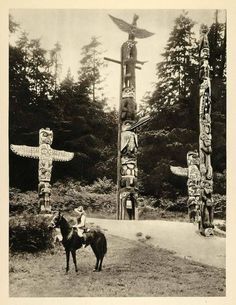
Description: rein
xmin=67 ymin=229 xmax=73 ymax=240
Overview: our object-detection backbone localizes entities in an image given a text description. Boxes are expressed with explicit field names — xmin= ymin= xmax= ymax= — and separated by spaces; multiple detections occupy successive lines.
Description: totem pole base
xmin=200 ymin=227 xmax=214 ymax=237
xmin=39 ymin=203 xmax=52 ymax=214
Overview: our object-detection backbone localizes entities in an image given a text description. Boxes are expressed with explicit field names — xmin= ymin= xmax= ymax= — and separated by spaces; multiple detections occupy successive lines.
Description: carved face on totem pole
xmin=120 ymin=157 xmax=138 ymax=188
xmin=121 ymin=87 xmax=136 ymax=121
xmin=200 ymin=132 xmax=212 ymax=153
xmin=187 ymin=151 xmax=201 ymax=187
xmin=38 ymin=181 xmax=51 ymax=196
xmin=120 ymin=98 xmax=137 ymax=121
xmin=187 ymin=180 xmax=201 ymax=197
xmin=199 ymin=59 xmax=210 ymax=80
xmin=187 ymin=151 xmax=199 ymax=166
xmin=200 ymin=118 xmax=212 ymax=154
xmin=202 ymin=179 xmax=213 ymax=194
xmin=201 ymin=47 xmax=209 ymax=59
xmin=39 ymin=128 xmax=53 ymax=145
xmin=38 ymin=159 xmax=53 ymax=181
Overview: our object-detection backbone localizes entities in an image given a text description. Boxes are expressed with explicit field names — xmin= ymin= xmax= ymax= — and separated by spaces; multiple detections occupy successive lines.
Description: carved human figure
xmin=200 ymin=115 xmax=213 ymax=181
xmin=200 ymin=126 xmax=212 ymax=154
xmin=201 ymin=179 xmax=214 ymax=228
xmin=120 ymin=97 xmax=137 ymax=121
xmin=120 ymin=190 xmax=137 ymax=220
xmin=121 ymin=39 xmax=137 ymax=89
xmin=120 ymin=87 xmax=136 ymax=121
xmin=121 ymin=122 xmax=138 ymax=157
xmin=186 ymin=151 xmax=201 ymax=222
xmin=38 ymin=181 xmax=52 ymax=212
xmin=188 ymin=197 xmax=201 ymax=223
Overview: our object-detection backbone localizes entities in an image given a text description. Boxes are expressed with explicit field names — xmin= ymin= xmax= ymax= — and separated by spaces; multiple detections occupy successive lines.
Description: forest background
xmin=9 ymin=10 xmax=226 ymax=219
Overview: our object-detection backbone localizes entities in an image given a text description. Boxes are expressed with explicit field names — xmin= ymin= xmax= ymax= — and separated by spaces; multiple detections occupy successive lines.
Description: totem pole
xmin=170 ymin=25 xmax=214 ymax=236
xmin=198 ymin=24 xmax=214 ymax=235
xmin=105 ymin=14 xmax=153 ymax=219
xmin=10 ymin=128 xmax=74 ymax=212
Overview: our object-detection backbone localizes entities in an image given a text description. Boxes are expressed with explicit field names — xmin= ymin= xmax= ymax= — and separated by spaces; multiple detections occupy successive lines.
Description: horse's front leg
xmin=71 ymin=250 xmax=78 ymax=273
xmin=65 ymin=249 xmax=70 ymax=274
xmin=98 ymin=257 xmax=104 ymax=272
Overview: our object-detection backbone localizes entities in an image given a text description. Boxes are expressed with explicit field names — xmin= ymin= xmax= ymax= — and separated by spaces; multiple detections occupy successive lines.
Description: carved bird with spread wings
xmin=109 ymin=14 xmax=154 ymax=39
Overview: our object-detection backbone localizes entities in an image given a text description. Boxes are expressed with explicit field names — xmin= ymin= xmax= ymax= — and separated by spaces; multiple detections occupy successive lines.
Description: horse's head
xmin=49 ymin=211 xmax=63 ymax=229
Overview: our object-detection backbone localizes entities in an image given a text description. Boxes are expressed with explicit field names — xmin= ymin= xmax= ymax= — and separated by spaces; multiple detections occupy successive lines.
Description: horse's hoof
xmin=93 ymin=269 xmax=98 ymax=272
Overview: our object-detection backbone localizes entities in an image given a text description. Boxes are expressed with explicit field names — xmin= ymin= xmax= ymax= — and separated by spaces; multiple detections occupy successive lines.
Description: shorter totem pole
xmin=11 ymin=128 xmax=74 ymax=212
xmin=105 ymin=14 xmax=153 ymax=220
xmin=170 ymin=25 xmax=215 ymax=236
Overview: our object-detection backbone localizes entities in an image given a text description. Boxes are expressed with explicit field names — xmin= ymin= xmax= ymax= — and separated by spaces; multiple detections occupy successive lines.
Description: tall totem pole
xmin=198 ymin=24 xmax=214 ymax=235
xmin=170 ymin=25 xmax=214 ymax=236
xmin=106 ymin=14 xmax=153 ymax=219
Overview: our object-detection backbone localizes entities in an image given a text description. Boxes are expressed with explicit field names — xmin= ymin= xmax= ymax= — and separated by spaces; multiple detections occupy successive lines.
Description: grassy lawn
xmin=9 ymin=233 xmax=225 ymax=297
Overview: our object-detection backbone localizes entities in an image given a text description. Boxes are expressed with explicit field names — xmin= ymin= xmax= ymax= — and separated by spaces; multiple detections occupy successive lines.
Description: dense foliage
xmin=9 ymin=11 xmax=226 ymax=202
xmin=139 ymin=11 xmax=226 ymax=198
xmin=9 ymin=214 xmax=54 ymax=252
xmin=9 ymin=20 xmax=117 ymax=190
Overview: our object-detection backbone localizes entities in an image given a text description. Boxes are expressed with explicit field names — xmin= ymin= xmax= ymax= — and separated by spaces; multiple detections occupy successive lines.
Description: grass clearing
xmin=9 ymin=233 xmax=225 ymax=297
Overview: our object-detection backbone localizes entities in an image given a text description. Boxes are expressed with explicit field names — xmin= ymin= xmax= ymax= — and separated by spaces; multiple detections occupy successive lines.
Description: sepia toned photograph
xmin=7 ymin=7 xmax=227 ymax=298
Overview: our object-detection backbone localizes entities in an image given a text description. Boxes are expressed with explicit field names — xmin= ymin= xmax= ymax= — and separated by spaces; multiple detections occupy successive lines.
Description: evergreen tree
xmin=9 ymin=18 xmax=59 ymax=189
xmin=78 ymin=36 xmax=107 ymax=103
xmin=140 ymin=12 xmax=200 ymax=198
xmin=50 ymin=42 xmax=62 ymax=93
xmin=208 ymin=10 xmax=226 ymax=188
xmin=53 ymin=69 xmax=117 ymax=183
xmin=140 ymin=11 xmax=226 ymax=198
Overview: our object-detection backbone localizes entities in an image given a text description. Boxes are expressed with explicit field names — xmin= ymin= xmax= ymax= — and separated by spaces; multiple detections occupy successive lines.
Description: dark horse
xmin=50 ymin=211 xmax=107 ymax=273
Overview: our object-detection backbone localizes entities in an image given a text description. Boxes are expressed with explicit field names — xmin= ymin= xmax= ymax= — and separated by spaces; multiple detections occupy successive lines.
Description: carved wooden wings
xmin=10 ymin=144 xmax=74 ymax=162
xmin=170 ymin=166 xmax=188 ymax=177
xmin=10 ymin=145 xmax=40 ymax=159
xmin=127 ymin=115 xmax=150 ymax=131
xmin=109 ymin=14 xmax=154 ymax=39
xmin=51 ymin=149 xmax=74 ymax=162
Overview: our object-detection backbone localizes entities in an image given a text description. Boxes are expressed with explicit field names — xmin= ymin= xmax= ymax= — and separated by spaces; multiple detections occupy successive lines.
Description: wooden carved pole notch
xmin=106 ymin=14 xmax=153 ymax=220
xmin=10 ymin=128 xmax=74 ymax=213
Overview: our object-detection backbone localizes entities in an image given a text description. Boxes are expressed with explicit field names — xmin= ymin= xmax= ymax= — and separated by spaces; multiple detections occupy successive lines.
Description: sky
xmin=10 ymin=9 xmax=226 ymax=110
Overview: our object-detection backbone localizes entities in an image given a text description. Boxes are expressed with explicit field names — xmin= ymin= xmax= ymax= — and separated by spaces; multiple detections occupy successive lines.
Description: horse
xmin=49 ymin=211 xmax=107 ymax=273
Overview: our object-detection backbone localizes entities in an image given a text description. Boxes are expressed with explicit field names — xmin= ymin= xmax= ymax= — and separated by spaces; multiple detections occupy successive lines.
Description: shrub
xmin=9 ymin=213 xmax=54 ymax=253
xmin=9 ymin=188 xmax=38 ymax=215
xmin=82 ymin=177 xmax=116 ymax=194
xmin=9 ymin=178 xmax=117 ymax=216
xmin=213 ymin=194 xmax=226 ymax=219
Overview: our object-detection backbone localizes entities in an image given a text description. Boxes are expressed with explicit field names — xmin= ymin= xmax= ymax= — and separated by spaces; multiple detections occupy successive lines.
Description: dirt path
xmin=87 ymin=218 xmax=226 ymax=268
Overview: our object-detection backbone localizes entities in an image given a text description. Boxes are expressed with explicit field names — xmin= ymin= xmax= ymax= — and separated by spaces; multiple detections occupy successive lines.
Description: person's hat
xmin=74 ymin=206 xmax=84 ymax=214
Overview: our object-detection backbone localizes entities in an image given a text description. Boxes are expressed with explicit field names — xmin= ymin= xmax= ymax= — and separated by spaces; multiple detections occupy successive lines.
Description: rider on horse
xmin=73 ymin=205 xmax=88 ymax=247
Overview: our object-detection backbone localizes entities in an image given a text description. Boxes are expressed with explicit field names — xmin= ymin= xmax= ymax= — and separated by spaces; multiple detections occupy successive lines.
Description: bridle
xmin=50 ymin=212 xmax=62 ymax=229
